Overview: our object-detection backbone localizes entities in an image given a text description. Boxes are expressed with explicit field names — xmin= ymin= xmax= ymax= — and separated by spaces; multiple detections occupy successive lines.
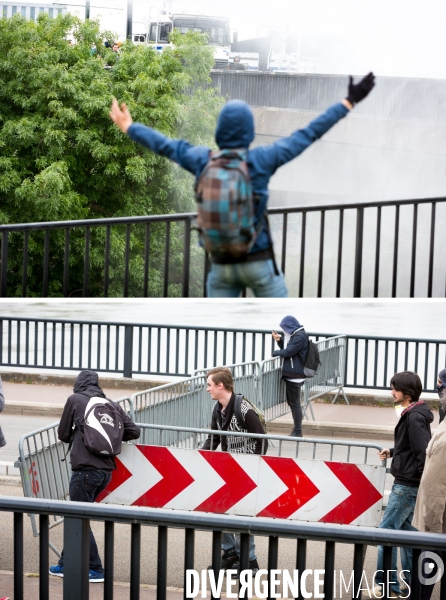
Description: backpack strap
xmin=233 ymin=394 xmax=247 ymax=429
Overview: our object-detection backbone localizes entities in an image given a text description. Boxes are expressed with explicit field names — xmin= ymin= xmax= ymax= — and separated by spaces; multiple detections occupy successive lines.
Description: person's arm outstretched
xmin=109 ymin=99 xmax=208 ymax=176
xmin=251 ymin=72 xmax=375 ymax=175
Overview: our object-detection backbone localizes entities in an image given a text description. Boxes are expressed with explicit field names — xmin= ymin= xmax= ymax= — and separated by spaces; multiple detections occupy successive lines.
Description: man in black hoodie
xmin=374 ymin=371 xmax=433 ymax=598
xmin=49 ymin=370 xmax=140 ymax=582
xmin=272 ymin=315 xmax=309 ymax=437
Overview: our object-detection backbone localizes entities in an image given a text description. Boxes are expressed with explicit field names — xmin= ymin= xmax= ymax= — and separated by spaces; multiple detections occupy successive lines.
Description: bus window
xmin=149 ymin=23 xmax=157 ymax=42
xmin=158 ymin=23 xmax=171 ymax=42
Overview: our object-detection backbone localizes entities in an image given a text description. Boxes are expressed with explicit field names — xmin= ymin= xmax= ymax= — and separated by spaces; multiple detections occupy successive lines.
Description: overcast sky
xmin=82 ymin=0 xmax=446 ymax=78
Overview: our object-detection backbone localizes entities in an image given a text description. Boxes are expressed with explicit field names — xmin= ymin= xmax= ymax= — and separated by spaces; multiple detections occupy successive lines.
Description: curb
xmin=0 ymin=371 xmax=167 ymax=391
xmin=268 ymin=419 xmax=395 ymax=441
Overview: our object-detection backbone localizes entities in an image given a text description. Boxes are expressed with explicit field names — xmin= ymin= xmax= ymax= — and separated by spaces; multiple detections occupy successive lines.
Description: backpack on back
xmin=303 ymin=334 xmax=321 ymax=378
xmin=195 ymin=149 xmax=258 ymax=261
xmin=83 ymin=396 xmax=124 ymax=456
xmin=234 ymin=394 xmax=267 ymax=434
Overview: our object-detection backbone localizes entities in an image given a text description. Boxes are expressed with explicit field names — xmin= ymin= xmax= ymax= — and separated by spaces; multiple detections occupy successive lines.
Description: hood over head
xmin=73 ymin=370 xmax=105 ymax=398
xmin=280 ymin=316 xmax=302 ymax=335
xmin=215 ymin=100 xmax=255 ymax=149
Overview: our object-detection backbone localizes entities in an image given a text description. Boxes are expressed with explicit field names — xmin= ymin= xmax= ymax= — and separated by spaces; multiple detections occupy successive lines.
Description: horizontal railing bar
xmin=134 ymin=423 xmax=384 ymax=450
xmin=1 ymin=495 xmax=445 ymax=549
xmin=0 ymin=213 xmax=195 ymax=232
xmin=1 ymin=196 xmax=445 ymax=232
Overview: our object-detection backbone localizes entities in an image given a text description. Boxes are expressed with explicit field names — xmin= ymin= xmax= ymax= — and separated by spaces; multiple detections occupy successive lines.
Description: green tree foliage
xmin=0 ymin=14 xmax=224 ymax=296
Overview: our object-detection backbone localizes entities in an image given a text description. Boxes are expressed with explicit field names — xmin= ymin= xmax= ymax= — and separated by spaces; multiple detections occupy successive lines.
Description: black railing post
xmin=182 ymin=218 xmax=191 ymax=298
xmin=123 ymin=325 xmax=134 ymax=378
xmin=104 ymin=521 xmax=114 ymax=600
xmin=184 ymin=528 xmax=195 ymax=600
xmin=63 ymin=517 xmax=89 ymax=600
xmin=39 ymin=514 xmax=49 ymax=600
xmin=353 ymin=207 xmax=364 ymax=298
xmin=130 ymin=523 xmax=141 ymax=600
xmin=1 ymin=230 xmax=9 ymax=297
xmin=14 ymin=512 xmax=24 ymax=600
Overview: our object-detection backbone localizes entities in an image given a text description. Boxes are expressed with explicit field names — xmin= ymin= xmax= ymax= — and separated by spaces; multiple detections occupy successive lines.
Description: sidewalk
xmin=0 ymin=570 xmax=186 ymax=600
xmin=1 ymin=375 xmax=440 ymax=440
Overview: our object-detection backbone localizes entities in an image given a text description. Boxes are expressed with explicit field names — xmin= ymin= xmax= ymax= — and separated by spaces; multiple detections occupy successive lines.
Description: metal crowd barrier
xmin=193 ymin=360 xmax=259 ymax=401
xmin=190 ymin=335 xmax=348 ymax=423
xmin=302 ymin=335 xmax=349 ymax=418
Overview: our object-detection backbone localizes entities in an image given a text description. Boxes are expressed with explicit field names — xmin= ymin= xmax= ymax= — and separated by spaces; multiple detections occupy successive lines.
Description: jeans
xmin=207 ymin=259 xmax=288 ymax=298
xmin=222 ymin=532 xmax=257 ymax=561
xmin=285 ymin=381 xmax=303 ymax=436
xmin=375 ymin=484 xmax=418 ymax=594
xmin=58 ymin=469 xmax=112 ymax=572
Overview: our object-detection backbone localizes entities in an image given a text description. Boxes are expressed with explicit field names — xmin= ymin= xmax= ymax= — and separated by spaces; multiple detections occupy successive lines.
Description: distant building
xmin=1 ymin=2 xmax=67 ymax=19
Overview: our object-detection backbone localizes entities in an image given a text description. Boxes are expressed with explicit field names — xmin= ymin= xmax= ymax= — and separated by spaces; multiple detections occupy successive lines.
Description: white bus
xmin=1 ymin=2 xmax=66 ymax=19
xmin=133 ymin=10 xmax=231 ymax=69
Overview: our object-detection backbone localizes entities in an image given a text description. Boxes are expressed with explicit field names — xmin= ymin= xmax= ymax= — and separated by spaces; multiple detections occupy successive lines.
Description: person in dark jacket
xmin=0 ymin=376 xmax=6 ymax=448
xmin=202 ymin=367 xmax=266 ymax=575
xmin=109 ymin=73 xmax=375 ymax=298
xmin=50 ymin=370 xmax=140 ymax=582
xmin=374 ymin=371 xmax=433 ymax=598
xmin=271 ymin=316 xmax=308 ymax=437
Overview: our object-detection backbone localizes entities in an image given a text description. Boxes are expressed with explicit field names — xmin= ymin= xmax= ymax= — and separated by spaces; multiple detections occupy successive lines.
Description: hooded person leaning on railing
xmin=109 ymin=72 xmax=375 ymax=298
xmin=0 ymin=376 xmax=6 ymax=449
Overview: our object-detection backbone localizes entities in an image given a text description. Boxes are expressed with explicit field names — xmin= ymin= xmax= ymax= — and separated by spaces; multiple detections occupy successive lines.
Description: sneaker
xmin=208 ymin=549 xmax=239 ymax=571
xmin=232 ymin=558 xmax=260 ymax=577
xmin=372 ymin=585 xmax=399 ymax=598
xmin=49 ymin=565 xmax=64 ymax=578
xmin=89 ymin=569 xmax=105 ymax=583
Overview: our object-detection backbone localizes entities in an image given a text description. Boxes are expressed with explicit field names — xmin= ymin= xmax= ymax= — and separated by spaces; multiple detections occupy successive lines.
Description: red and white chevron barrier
xmin=96 ymin=445 xmax=385 ymax=526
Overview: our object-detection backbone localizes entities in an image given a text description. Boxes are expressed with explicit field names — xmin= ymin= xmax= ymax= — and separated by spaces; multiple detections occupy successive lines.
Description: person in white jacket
xmin=412 ymin=387 xmax=446 ymax=600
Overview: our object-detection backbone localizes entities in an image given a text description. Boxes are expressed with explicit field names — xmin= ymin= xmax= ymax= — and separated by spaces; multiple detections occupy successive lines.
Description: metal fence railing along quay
xmin=2 ymin=196 xmax=446 ymax=298
xmin=2 ymin=493 xmax=446 ymax=600
xmin=1 ymin=315 xmax=445 ymax=393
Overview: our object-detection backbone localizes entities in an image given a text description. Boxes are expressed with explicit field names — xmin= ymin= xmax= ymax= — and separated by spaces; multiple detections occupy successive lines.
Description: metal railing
xmin=2 ymin=196 xmax=446 ymax=298
xmin=1 ymin=315 xmax=445 ymax=392
xmin=1 ymin=493 xmax=446 ymax=600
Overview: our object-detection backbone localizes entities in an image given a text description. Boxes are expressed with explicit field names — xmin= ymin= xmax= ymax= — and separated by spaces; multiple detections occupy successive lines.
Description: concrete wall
xmin=250 ymin=107 xmax=446 ymax=206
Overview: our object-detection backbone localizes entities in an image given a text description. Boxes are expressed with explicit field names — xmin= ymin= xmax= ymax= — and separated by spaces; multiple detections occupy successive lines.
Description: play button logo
xmin=418 ymin=551 xmax=444 ymax=585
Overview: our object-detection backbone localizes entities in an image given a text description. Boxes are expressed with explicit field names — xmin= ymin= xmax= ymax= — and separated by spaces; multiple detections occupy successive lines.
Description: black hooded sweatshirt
xmin=390 ymin=400 xmax=433 ymax=487
xmin=58 ymin=370 xmax=140 ymax=471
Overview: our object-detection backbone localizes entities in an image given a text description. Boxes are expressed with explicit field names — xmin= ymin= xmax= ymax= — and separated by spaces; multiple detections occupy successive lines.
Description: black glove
xmin=346 ymin=72 xmax=375 ymax=105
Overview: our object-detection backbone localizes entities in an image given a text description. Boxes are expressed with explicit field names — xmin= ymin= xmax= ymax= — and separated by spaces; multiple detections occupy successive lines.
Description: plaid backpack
xmin=195 ymin=149 xmax=257 ymax=261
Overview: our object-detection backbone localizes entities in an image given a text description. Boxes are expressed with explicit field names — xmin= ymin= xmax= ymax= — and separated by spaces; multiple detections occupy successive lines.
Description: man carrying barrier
xmin=49 ymin=370 xmax=140 ymax=583
xmin=271 ymin=315 xmax=309 ymax=437
xmin=374 ymin=371 xmax=433 ymax=598
xmin=202 ymin=367 xmax=267 ymax=576
xmin=109 ymin=73 xmax=375 ymax=298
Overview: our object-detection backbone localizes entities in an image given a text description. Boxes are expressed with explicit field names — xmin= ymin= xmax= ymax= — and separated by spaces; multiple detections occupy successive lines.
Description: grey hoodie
xmin=0 ymin=377 xmax=6 ymax=447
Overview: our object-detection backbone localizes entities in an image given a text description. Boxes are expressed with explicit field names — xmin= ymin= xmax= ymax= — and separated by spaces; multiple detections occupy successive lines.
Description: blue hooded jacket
xmin=127 ymin=100 xmax=349 ymax=257
xmin=272 ymin=315 xmax=309 ymax=378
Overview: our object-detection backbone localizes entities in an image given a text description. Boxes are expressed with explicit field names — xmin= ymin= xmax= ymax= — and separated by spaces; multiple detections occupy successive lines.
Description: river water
xmin=0 ymin=299 xmax=444 ymax=340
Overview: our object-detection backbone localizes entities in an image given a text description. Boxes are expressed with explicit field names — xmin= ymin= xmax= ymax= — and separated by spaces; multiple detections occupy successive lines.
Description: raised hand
xmin=346 ymin=72 xmax=375 ymax=105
